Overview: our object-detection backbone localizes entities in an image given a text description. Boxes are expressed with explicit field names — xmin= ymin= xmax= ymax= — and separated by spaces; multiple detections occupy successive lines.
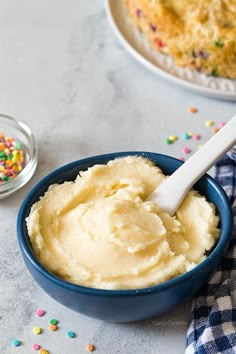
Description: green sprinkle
xmin=0 ymin=151 xmax=6 ymax=157
xmin=2 ymin=176 xmax=9 ymax=181
xmin=210 ymin=69 xmax=218 ymax=77
xmin=165 ymin=138 xmax=172 ymax=145
xmin=50 ymin=319 xmax=58 ymax=325
xmin=15 ymin=142 xmax=22 ymax=149
xmin=214 ymin=41 xmax=224 ymax=48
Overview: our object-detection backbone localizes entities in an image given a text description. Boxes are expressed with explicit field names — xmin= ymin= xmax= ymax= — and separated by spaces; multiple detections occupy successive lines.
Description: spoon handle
xmin=150 ymin=115 xmax=236 ymax=215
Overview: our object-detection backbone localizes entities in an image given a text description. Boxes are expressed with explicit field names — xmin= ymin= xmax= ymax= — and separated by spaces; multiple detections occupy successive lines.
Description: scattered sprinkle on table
xmin=182 ymin=147 xmax=191 ymax=154
xmin=168 ymin=135 xmax=178 ymax=142
xmin=32 ymin=343 xmax=41 ymax=350
xmin=48 ymin=324 xmax=57 ymax=331
xmin=36 ymin=309 xmax=45 ymax=317
xmin=205 ymin=120 xmax=214 ymax=127
xmin=10 ymin=308 xmax=100 ymax=353
xmin=33 ymin=326 xmax=42 ymax=334
xmin=192 ymin=133 xmax=201 ymax=140
xmin=183 ymin=132 xmax=191 ymax=140
xmin=12 ymin=339 xmax=21 ymax=347
xmin=66 ymin=330 xmax=75 ymax=338
xmin=86 ymin=344 xmax=95 ymax=352
xmin=0 ymin=132 xmax=25 ymax=184
xmin=188 ymin=106 xmax=197 ymax=113
xmin=165 ymin=137 xmax=173 ymax=144
xmin=212 ymin=127 xmax=219 ymax=134
xmin=40 ymin=349 xmax=49 ymax=354
xmin=219 ymin=121 xmax=226 ymax=128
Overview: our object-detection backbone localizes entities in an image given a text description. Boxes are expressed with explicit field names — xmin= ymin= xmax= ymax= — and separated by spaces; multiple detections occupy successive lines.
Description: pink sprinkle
xmin=219 ymin=121 xmax=226 ymax=128
xmin=32 ymin=343 xmax=41 ymax=350
xmin=179 ymin=157 xmax=185 ymax=161
xmin=182 ymin=147 xmax=191 ymax=154
xmin=36 ymin=309 xmax=45 ymax=317
xmin=192 ymin=133 xmax=201 ymax=140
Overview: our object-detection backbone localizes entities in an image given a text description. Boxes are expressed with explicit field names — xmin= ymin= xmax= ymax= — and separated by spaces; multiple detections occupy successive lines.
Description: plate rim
xmin=105 ymin=0 xmax=236 ymax=101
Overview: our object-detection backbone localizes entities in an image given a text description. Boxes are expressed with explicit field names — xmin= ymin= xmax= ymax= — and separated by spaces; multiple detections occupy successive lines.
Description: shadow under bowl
xmin=17 ymin=151 xmax=233 ymax=322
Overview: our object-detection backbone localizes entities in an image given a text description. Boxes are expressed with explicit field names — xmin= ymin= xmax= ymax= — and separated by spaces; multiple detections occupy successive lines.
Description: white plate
xmin=105 ymin=0 xmax=236 ymax=101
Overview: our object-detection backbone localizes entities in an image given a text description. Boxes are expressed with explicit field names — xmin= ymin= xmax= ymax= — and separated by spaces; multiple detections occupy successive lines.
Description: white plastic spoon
xmin=149 ymin=115 xmax=236 ymax=216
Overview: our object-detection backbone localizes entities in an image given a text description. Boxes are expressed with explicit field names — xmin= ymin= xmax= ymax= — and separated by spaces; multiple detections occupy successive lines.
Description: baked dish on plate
xmin=124 ymin=0 xmax=236 ymax=79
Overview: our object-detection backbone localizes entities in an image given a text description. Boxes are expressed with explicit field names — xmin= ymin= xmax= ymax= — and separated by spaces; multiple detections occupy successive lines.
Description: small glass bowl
xmin=0 ymin=114 xmax=38 ymax=199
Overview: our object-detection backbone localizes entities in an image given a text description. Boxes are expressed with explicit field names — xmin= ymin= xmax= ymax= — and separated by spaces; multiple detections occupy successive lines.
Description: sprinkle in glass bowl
xmin=0 ymin=114 xmax=38 ymax=199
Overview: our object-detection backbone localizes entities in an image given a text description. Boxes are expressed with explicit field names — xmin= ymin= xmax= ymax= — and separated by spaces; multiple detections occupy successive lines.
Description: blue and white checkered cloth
xmin=186 ymin=148 xmax=236 ymax=354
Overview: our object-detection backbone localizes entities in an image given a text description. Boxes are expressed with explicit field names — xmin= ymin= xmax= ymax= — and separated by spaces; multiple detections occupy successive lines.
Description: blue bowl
xmin=17 ymin=151 xmax=233 ymax=322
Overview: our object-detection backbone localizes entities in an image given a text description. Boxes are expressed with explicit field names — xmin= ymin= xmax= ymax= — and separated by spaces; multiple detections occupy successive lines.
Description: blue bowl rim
xmin=17 ymin=151 xmax=233 ymax=297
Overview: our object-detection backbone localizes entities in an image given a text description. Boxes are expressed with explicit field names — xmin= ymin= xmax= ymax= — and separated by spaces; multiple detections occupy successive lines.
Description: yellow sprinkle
xmin=205 ymin=120 xmax=214 ymax=127
xmin=12 ymin=150 xmax=20 ymax=156
xmin=12 ymin=165 xmax=22 ymax=172
xmin=168 ymin=135 xmax=178 ymax=142
xmin=5 ymin=160 xmax=13 ymax=167
xmin=33 ymin=326 xmax=41 ymax=334
xmin=40 ymin=350 xmax=49 ymax=354
xmin=188 ymin=132 xmax=193 ymax=137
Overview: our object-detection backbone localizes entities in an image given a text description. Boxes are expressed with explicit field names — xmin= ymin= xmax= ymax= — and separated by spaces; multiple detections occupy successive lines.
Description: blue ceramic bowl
xmin=17 ymin=151 xmax=233 ymax=322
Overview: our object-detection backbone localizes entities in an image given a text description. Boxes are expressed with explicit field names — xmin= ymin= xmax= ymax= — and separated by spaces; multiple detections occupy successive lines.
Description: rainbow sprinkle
xmin=0 ymin=132 xmax=25 ymax=184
